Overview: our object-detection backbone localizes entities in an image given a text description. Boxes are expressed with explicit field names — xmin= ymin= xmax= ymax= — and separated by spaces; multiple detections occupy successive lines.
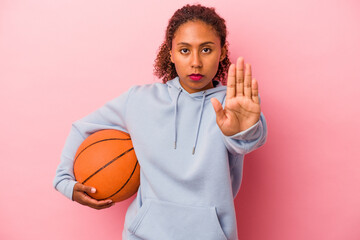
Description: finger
xmin=251 ymin=78 xmax=260 ymax=104
xmin=83 ymin=185 xmax=97 ymax=195
xmin=90 ymin=199 xmax=114 ymax=210
xmin=81 ymin=193 xmax=113 ymax=209
xmin=97 ymin=202 xmax=115 ymax=210
xmin=226 ymin=64 xmax=236 ymax=100
xmin=211 ymin=98 xmax=227 ymax=125
xmin=244 ymin=63 xmax=252 ymax=98
xmin=236 ymin=57 xmax=244 ymax=96
xmin=75 ymin=182 xmax=96 ymax=194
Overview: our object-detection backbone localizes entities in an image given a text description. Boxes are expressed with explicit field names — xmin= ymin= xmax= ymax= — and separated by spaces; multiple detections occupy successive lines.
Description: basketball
xmin=73 ymin=129 xmax=140 ymax=202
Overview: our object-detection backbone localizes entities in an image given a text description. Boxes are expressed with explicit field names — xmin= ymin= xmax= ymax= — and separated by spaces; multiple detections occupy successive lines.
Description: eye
xmin=202 ymin=48 xmax=211 ymax=53
xmin=180 ymin=49 xmax=189 ymax=54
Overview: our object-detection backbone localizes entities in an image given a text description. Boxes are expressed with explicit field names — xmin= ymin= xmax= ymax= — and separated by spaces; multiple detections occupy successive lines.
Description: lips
xmin=189 ymin=74 xmax=204 ymax=81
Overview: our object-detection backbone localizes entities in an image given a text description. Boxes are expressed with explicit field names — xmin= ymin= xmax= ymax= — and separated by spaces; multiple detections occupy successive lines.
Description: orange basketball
xmin=73 ymin=129 xmax=140 ymax=202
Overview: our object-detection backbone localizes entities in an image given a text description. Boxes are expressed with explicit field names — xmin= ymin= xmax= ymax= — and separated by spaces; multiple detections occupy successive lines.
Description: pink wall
xmin=1 ymin=0 xmax=359 ymax=239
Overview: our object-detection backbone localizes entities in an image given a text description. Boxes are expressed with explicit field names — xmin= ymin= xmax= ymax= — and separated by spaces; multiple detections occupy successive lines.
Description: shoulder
xmin=127 ymin=82 xmax=168 ymax=102
xmin=130 ymin=82 xmax=166 ymax=93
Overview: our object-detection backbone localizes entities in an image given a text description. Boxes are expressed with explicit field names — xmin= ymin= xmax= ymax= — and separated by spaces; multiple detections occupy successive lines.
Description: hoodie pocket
xmin=128 ymin=199 xmax=228 ymax=240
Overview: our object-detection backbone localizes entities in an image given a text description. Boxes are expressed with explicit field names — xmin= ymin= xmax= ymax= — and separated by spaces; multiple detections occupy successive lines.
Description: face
xmin=170 ymin=20 xmax=226 ymax=93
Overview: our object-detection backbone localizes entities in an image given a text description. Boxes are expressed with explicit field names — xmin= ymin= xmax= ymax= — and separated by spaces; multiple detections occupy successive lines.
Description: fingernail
xmin=91 ymin=188 xmax=96 ymax=193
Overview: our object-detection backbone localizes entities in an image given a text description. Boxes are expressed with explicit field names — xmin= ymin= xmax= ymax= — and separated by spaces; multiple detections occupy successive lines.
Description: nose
xmin=191 ymin=52 xmax=202 ymax=68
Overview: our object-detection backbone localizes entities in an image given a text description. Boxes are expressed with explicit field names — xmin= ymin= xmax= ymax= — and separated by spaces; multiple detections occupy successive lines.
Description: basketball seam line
xmin=73 ymin=137 xmax=131 ymax=167
xmin=97 ymin=161 xmax=139 ymax=201
xmin=81 ymin=147 xmax=134 ymax=185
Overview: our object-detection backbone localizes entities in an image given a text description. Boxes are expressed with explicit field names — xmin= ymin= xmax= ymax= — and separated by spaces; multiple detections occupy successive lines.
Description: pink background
xmin=1 ymin=0 xmax=359 ymax=239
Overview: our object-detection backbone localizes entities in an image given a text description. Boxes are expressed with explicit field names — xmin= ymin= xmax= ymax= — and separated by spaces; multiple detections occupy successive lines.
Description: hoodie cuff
xmin=54 ymin=179 xmax=77 ymax=201
xmin=226 ymin=120 xmax=261 ymax=141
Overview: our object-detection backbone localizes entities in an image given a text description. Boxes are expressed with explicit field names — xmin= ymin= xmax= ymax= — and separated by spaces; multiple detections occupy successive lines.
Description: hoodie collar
xmin=167 ymin=76 xmax=226 ymax=155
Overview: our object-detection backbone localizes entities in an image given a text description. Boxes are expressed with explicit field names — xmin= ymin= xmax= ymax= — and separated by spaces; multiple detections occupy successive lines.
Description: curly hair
xmin=153 ymin=4 xmax=231 ymax=85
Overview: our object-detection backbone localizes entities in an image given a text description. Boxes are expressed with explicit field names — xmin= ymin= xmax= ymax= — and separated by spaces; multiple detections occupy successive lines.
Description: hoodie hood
xmin=166 ymin=76 xmax=227 ymax=154
xmin=166 ymin=76 xmax=227 ymax=99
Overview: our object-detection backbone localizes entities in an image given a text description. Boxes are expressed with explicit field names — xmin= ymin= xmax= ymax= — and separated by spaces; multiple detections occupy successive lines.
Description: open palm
xmin=211 ymin=57 xmax=261 ymax=136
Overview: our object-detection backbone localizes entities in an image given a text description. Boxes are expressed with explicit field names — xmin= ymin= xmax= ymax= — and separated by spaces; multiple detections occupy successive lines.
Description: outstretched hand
xmin=211 ymin=57 xmax=261 ymax=136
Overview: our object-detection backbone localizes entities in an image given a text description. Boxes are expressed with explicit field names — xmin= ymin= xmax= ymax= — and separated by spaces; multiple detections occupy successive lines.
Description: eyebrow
xmin=177 ymin=41 xmax=215 ymax=46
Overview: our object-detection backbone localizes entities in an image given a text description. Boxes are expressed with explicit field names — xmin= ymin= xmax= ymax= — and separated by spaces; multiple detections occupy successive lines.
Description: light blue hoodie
xmin=53 ymin=76 xmax=267 ymax=240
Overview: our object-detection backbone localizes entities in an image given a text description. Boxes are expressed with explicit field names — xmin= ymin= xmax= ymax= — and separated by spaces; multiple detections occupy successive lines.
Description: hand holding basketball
xmin=72 ymin=183 xmax=114 ymax=210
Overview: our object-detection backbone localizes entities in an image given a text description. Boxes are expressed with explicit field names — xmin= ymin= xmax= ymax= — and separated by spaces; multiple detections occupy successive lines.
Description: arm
xmin=53 ymin=86 xmax=135 ymax=207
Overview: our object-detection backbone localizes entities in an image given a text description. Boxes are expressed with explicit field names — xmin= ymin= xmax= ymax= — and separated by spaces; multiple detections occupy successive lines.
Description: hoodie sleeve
xmin=53 ymin=86 xmax=135 ymax=200
xmin=221 ymin=94 xmax=268 ymax=155
xmin=222 ymin=112 xmax=267 ymax=155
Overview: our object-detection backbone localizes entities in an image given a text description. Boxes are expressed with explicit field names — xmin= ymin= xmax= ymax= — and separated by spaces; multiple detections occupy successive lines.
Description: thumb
xmin=78 ymin=183 xmax=96 ymax=194
xmin=211 ymin=98 xmax=226 ymax=124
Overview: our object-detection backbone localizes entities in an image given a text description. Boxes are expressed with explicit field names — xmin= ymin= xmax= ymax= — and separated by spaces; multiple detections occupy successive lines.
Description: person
xmin=53 ymin=4 xmax=267 ymax=240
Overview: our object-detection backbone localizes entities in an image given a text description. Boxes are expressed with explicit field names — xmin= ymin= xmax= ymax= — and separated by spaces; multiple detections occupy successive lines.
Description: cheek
xmin=207 ymin=55 xmax=221 ymax=70
xmin=172 ymin=56 xmax=187 ymax=70
xmin=173 ymin=61 xmax=186 ymax=76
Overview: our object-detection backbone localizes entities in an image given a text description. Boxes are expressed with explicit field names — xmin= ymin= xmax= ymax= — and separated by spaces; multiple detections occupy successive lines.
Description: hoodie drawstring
xmin=174 ymin=89 xmax=182 ymax=149
xmin=192 ymin=91 xmax=206 ymax=155
xmin=173 ymin=88 xmax=206 ymax=155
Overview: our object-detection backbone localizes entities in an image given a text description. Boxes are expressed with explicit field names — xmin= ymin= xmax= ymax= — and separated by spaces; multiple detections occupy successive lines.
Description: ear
xmin=219 ymin=45 xmax=227 ymax=62
xmin=169 ymin=50 xmax=174 ymax=63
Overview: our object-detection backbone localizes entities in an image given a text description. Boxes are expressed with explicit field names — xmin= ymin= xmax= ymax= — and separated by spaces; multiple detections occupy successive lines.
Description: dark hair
xmin=153 ymin=4 xmax=231 ymax=85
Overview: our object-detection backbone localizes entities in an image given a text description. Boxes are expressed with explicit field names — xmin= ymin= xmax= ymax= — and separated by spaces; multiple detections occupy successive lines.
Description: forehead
xmin=172 ymin=20 xmax=220 ymax=45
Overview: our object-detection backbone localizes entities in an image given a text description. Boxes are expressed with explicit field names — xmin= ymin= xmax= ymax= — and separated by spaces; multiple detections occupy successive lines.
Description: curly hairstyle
xmin=153 ymin=4 xmax=231 ymax=85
